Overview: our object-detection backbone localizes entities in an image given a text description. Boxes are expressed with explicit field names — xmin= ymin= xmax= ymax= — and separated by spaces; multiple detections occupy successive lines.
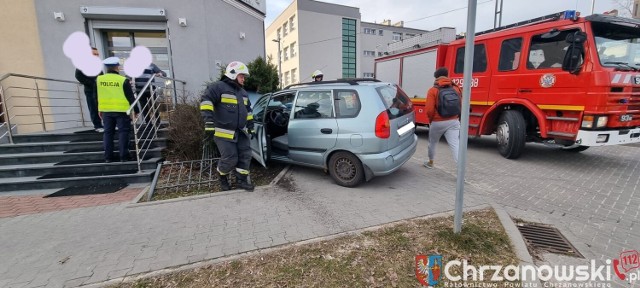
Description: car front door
xmin=249 ymin=94 xmax=270 ymax=167
xmin=287 ymin=90 xmax=338 ymax=166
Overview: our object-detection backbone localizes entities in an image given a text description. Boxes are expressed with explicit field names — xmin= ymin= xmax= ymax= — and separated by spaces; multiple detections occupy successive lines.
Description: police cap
xmin=103 ymin=57 xmax=120 ymax=66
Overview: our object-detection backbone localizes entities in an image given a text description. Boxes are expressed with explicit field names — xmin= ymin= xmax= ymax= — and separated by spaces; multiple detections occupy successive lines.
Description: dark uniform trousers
xmin=215 ymin=131 xmax=251 ymax=174
xmin=103 ymin=112 xmax=131 ymax=161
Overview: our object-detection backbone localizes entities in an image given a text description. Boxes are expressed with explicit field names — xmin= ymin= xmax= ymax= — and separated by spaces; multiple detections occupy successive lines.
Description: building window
xmin=379 ymin=30 xmax=383 ymax=36
xmin=284 ymin=71 xmax=290 ymax=85
xmin=104 ymin=30 xmax=170 ymax=75
xmin=363 ymin=50 xmax=375 ymax=57
xmin=392 ymin=32 xmax=402 ymax=41
xmin=277 ymin=28 xmax=281 ymax=40
xmin=283 ymin=22 xmax=288 ymax=37
xmin=291 ymin=68 xmax=297 ymax=83
xmin=342 ymin=18 xmax=357 ymax=78
xmin=290 ymin=42 xmax=296 ymax=57
xmin=289 ymin=15 xmax=296 ymax=31
xmin=363 ymin=72 xmax=375 ymax=78
xmin=364 ymin=28 xmax=376 ymax=35
xmin=405 ymin=33 xmax=415 ymax=38
xmin=283 ymin=47 xmax=289 ymax=61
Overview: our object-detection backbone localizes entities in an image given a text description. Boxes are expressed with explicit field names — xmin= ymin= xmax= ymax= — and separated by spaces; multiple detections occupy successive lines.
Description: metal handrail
xmin=126 ymin=74 xmax=186 ymax=172
xmin=0 ymin=73 xmax=86 ymax=144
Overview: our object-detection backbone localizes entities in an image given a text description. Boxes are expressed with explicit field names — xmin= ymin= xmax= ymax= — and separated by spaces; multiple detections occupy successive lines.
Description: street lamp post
xmin=272 ymin=38 xmax=282 ymax=88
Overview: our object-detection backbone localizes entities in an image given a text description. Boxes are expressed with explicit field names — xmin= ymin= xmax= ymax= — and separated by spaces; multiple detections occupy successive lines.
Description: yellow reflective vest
xmin=97 ymin=73 xmax=130 ymax=112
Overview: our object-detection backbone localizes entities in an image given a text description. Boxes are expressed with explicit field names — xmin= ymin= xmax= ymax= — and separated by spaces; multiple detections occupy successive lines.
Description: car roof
xmin=284 ymin=79 xmax=390 ymax=90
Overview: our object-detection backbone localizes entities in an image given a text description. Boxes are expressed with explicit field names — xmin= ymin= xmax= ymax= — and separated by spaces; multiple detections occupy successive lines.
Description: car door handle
xmin=321 ymin=128 xmax=333 ymax=134
xmin=519 ymin=89 xmax=532 ymax=93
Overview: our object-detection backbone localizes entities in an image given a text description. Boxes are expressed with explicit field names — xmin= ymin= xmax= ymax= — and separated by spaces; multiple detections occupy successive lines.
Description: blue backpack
xmin=436 ymin=85 xmax=461 ymax=117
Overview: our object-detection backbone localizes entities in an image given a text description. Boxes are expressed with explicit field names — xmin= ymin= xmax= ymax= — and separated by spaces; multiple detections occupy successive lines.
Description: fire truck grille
xmin=516 ymin=222 xmax=584 ymax=258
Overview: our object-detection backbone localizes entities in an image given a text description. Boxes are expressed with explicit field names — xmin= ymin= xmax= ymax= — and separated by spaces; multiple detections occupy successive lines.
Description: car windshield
xmin=375 ymin=84 xmax=413 ymax=120
xmin=592 ymin=21 xmax=640 ymax=69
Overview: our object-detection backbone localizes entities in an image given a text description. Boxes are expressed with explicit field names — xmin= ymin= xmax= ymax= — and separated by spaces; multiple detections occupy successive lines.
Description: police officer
xmin=312 ymin=70 xmax=324 ymax=82
xmin=200 ymin=61 xmax=255 ymax=191
xmin=97 ymin=57 xmax=137 ymax=163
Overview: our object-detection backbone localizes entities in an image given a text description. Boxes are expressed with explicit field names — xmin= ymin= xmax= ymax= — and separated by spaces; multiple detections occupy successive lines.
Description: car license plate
xmin=620 ymin=114 xmax=633 ymax=122
xmin=397 ymin=122 xmax=415 ymax=136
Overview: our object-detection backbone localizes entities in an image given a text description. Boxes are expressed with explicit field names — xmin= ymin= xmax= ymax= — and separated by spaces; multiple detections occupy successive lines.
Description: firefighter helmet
xmin=225 ymin=61 xmax=250 ymax=80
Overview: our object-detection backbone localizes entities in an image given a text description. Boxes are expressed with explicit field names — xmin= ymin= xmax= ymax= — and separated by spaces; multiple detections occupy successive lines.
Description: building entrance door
xmin=103 ymin=30 xmax=171 ymax=76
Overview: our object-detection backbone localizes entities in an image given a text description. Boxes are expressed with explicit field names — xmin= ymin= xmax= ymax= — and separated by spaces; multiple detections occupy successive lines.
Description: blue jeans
xmin=102 ymin=112 xmax=131 ymax=161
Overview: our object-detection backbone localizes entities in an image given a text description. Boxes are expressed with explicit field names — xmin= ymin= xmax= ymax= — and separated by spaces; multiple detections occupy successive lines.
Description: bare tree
xmin=611 ymin=0 xmax=634 ymax=17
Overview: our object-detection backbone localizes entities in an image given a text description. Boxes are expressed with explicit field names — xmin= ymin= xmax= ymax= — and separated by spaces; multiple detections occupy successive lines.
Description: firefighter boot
xmin=236 ymin=173 xmax=254 ymax=192
xmin=218 ymin=173 xmax=230 ymax=191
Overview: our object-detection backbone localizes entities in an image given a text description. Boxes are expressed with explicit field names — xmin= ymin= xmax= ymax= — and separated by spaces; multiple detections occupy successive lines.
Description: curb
xmin=126 ymin=165 xmax=291 ymax=208
xmin=490 ymin=202 xmax=541 ymax=287
xmin=80 ymin=203 xmax=493 ymax=288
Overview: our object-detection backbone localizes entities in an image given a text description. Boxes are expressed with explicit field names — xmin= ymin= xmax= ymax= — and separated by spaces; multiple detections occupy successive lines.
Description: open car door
xmin=249 ymin=94 xmax=270 ymax=168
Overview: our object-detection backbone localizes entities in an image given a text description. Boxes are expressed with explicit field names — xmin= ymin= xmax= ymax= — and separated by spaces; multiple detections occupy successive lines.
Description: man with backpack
xmin=424 ymin=67 xmax=461 ymax=169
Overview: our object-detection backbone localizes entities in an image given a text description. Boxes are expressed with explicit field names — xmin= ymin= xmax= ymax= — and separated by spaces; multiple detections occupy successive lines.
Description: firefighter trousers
xmin=214 ymin=131 xmax=251 ymax=175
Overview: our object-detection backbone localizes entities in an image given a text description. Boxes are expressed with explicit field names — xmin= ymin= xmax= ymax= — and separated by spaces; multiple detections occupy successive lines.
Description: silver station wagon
xmin=249 ymin=79 xmax=417 ymax=187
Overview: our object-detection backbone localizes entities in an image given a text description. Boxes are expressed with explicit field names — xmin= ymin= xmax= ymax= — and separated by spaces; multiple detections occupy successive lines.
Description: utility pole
xmin=591 ymin=0 xmax=595 ymax=14
xmin=272 ymin=38 xmax=282 ymax=88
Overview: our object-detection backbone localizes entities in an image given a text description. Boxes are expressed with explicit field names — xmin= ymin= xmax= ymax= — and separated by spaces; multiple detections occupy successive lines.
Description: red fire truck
xmin=375 ymin=11 xmax=640 ymax=158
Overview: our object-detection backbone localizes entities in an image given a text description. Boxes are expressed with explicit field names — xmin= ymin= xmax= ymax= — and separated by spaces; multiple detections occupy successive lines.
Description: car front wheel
xmin=328 ymin=151 xmax=365 ymax=187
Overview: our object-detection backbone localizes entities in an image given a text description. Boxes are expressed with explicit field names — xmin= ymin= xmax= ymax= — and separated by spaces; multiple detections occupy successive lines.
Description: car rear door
xmin=376 ymin=85 xmax=416 ymax=150
xmin=287 ymin=89 xmax=338 ymax=166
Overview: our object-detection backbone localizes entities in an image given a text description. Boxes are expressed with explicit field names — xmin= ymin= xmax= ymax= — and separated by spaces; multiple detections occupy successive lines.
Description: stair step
xmin=0 ymin=139 xmax=166 ymax=154
xmin=10 ymin=128 xmax=168 ymax=144
xmin=0 ymin=170 xmax=155 ymax=192
xmin=0 ymin=148 xmax=163 ymax=166
xmin=0 ymin=158 xmax=161 ymax=178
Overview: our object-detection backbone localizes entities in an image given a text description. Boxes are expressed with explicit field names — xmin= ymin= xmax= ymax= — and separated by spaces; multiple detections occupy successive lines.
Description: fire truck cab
xmin=377 ymin=11 xmax=640 ymax=158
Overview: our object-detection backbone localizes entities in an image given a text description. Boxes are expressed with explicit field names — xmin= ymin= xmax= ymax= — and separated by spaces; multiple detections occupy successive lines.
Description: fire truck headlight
xmin=581 ymin=116 xmax=594 ymax=129
xmin=595 ymin=116 xmax=608 ymax=128
xmin=597 ymin=134 xmax=609 ymax=143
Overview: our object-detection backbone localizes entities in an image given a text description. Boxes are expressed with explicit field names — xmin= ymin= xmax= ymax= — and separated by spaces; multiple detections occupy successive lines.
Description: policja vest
xmin=97 ymin=73 xmax=130 ymax=112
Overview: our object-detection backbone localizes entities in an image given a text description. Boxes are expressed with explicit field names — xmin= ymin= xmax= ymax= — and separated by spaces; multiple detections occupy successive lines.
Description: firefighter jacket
xmin=97 ymin=72 xmax=136 ymax=112
xmin=200 ymin=77 xmax=254 ymax=142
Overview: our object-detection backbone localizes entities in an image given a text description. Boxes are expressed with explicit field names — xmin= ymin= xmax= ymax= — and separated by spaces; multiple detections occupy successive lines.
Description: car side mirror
xmin=562 ymin=31 xmax=587 ymax=75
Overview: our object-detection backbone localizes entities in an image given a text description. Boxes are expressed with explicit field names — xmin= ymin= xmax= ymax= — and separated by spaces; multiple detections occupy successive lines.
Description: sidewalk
xmin=0 ymin=157 xmax=488 ymax=288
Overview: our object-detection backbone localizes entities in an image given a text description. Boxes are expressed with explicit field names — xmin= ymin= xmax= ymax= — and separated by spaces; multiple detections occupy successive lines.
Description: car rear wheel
xmin=496 ymin=110 xmax=526 ymax=159
xmin=328 ymin=151 xmax=365 ymax=187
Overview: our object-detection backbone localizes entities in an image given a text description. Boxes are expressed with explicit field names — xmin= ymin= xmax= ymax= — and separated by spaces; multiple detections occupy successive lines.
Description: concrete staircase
xmin=0 ymin=127 xmax=167 ymax=193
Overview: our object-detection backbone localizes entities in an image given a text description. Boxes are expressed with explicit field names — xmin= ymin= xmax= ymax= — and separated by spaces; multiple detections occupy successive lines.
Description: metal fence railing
xmin=0 ymin=73 xmax=87 ymax=144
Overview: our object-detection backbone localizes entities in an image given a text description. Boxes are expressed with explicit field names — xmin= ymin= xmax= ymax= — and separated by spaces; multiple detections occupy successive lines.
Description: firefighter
xmin=200 ymin=61 xmax=255 ymax=191
xmin=97 ymin=57 xmax=137 ymax=163
xmin=312 ymin=70 xmax=324 ymax=82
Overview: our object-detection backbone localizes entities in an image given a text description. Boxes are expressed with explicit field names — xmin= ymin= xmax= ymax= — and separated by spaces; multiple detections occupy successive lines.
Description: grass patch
xmin=112 ymin=209 xmax=519 ymax=287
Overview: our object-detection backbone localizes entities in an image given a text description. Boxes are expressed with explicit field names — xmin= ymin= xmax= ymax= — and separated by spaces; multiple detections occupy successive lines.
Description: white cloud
xmin=266 ymin=0 xmax=623 ymax=33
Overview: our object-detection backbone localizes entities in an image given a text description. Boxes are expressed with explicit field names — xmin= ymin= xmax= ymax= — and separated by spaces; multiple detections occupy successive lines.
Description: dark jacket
xmin=135 ymin=63 xmax=166 ymax=92
xmin=200 ymin=77 xmax=253 ymax=142
xmin=75 ymin=69 xmax=102 ymax=95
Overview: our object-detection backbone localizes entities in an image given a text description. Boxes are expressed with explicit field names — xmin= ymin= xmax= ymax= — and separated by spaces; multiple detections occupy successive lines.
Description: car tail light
xmin=375 ymin=111 xmax=390 ymax=138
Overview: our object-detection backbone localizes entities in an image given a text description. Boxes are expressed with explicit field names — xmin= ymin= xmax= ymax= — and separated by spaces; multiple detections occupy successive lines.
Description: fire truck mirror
xmin=562 ymin=31 xmax=587 ymax=75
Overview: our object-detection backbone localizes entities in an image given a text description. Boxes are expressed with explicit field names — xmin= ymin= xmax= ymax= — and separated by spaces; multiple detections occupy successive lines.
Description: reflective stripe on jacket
xmin=199 ymin=78 xmax=253 ymax=142
xmin=97 ymin=73 xmax=129 ymax=112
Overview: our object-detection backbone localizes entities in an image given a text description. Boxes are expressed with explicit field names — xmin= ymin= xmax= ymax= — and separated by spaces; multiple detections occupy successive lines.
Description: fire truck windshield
xmin=592 ymin=22 xmax=640 ymax=69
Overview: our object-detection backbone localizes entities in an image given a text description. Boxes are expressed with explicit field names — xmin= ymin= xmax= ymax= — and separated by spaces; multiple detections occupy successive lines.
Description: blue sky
xmin=265 ymin=0 xmax=624 ymax=33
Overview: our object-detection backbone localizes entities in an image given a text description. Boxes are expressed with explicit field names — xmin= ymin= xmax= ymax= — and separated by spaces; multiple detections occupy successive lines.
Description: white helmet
xmin=312 ymin=70 xmax=323 ymax=78
xmin=225 ymin=61 xmax=250 ymax=80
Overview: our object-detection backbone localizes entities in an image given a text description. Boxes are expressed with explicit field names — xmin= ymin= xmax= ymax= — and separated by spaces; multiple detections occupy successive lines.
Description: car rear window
xmin=375 ymin=85 xmax=413 ymax=120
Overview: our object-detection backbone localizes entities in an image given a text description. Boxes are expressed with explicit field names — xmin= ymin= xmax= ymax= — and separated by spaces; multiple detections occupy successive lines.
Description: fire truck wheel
xmin=561 ymin=145 xmax=590 ymax=152
xmin=329 ymin=151 xmax=365 ymax=187
xmin=496 ymin=110 xmax=526 ymax=159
